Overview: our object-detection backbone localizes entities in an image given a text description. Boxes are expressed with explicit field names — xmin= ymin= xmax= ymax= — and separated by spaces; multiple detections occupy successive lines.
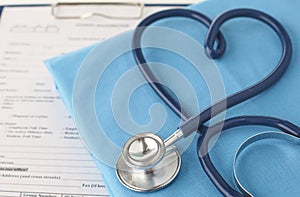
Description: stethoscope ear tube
xmin=233 ymin=131 xmax=300 ymax=196
xmin=198 ymin=116 xmax=300 ymax=197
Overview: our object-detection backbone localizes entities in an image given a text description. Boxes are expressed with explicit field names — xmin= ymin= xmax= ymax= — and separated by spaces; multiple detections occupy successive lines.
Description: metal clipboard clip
xmin=51 ymin=1 xmax=145 ymax=20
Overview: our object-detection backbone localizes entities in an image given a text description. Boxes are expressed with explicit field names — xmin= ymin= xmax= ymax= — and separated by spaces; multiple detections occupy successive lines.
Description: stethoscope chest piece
xmin=116 ymin=132 xmax=181 ymax=192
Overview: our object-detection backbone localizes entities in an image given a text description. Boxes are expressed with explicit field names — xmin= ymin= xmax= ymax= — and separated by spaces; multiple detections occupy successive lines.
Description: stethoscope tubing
xmin=132 ymin=8 xmax=293 ymax=197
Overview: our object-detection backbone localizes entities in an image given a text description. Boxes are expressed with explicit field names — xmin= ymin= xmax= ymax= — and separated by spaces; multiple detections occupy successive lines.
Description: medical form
xmin=0 ymin=5 xmax=175 ymax=197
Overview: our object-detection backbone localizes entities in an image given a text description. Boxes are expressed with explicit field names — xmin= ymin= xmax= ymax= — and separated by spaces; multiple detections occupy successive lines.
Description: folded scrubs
xmin=45 ymin=0 xmax=300 ymax=196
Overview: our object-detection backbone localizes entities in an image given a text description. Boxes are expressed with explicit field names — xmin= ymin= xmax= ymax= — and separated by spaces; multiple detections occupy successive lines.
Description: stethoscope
xmin=115 ymin=8 xmax=299 ymax=196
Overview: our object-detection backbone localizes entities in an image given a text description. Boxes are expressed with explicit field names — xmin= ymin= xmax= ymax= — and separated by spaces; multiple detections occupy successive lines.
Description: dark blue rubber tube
xmin=131 ymin=8 xmax=293 ymax=197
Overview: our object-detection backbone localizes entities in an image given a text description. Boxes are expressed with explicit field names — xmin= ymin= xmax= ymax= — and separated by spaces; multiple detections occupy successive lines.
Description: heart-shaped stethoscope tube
xmin=132 ymin=8 xmax=293 ymax=196
xmin=197 ymin=9 xmax=293 ymax=197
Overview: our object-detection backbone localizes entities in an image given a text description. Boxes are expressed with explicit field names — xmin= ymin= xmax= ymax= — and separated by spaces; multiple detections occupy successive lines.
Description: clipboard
xmin=0 ymin=1 xmax=197 ymax=20
xmin=0 ymin=1 xmax=200 ymax=196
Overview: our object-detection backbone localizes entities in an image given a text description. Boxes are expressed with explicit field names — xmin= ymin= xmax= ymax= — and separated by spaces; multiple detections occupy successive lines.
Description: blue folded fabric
xmin=45 ymin=0 xmax=300 ymax=196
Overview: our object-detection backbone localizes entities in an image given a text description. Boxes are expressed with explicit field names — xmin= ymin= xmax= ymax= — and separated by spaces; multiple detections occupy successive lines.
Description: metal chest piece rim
xmin=116 ymin=132 xmax=181 ymax=192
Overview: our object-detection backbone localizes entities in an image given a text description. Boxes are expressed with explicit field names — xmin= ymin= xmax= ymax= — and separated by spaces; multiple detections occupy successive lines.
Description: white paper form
xmin=0 ymin=5 xmax=176 ymax=197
